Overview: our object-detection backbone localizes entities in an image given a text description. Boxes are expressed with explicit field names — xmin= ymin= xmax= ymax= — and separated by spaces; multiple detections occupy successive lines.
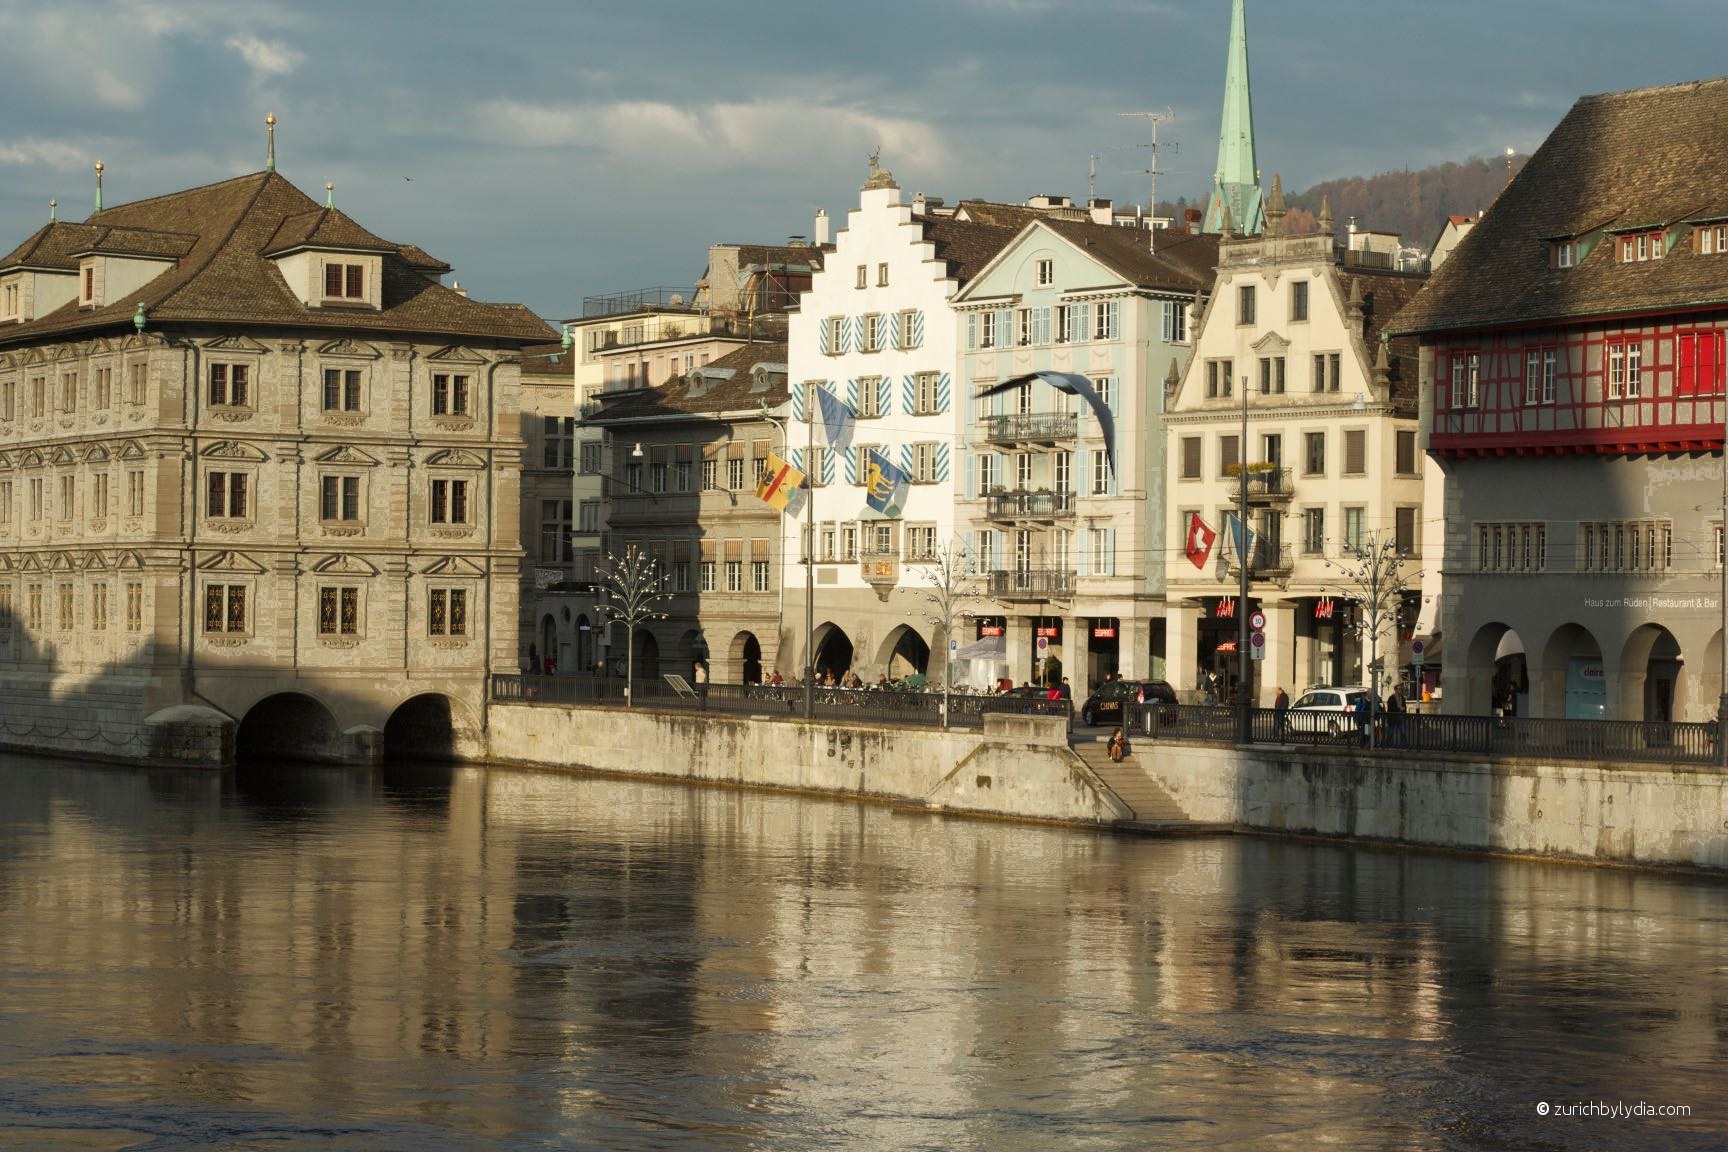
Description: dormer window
xmin=323 ymin=262 xmax=364 ymax=300
xmin=1 ymin=279 xmax=18 ymax=320
xmin=1619 ymin=231 xmax=1666 ymax=262
xmin=81 ymin=265 xmax=95 ymax=305
xmin=1698 ymin=224 xmax=1728 ymax=254
xmin=1551 ymin=239 xmax=1576 ymax=268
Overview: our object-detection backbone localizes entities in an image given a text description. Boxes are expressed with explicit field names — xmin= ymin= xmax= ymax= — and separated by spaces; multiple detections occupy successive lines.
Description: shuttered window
xmin=1343 ymin=430 xmax=1367 ymax=476
xmin=1219 ymin=435 xmax=1240 ymax=476
xmin=1396 ymin=429 xmax=1418 ymax=475
xmin=1181 ymin=437 xmax=1202 ymax=479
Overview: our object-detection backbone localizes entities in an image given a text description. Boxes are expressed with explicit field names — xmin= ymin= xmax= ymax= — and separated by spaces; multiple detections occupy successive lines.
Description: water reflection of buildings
xmin=0 ymin=761 xmax=1724 ymax=1147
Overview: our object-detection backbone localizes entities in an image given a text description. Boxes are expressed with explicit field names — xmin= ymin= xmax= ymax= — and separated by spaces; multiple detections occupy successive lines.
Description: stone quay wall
xmin=1146 ymin=743 xmax=1728 ymax=872
xmin=486 ymin=702 xmax=1728 ymax=872
xmin=486 ymin=704 xmax=1130 ymax=826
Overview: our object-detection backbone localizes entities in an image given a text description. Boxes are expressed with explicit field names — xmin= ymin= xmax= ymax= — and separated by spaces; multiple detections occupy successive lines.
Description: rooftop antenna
xmin=266 ymin=113 xmax=277 ymax=172
xmin=1119 ymin=109 xmax=1177 ymax=253
xmin=1504 ymin=146 xmax=1516 ymax=184
xmin=1087 ymin=153 xmax=1101 ymax=202
xmin=93 ymin=160 xmax=104 ymax=214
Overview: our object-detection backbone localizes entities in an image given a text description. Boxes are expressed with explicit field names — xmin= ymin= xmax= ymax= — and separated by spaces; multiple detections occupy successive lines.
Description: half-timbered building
xmin=1392 ymin=76 xmax=1728 ymax=723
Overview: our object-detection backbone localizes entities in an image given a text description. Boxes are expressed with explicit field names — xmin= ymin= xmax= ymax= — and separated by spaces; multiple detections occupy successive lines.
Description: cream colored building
xmin=1163 ymin=190 xmax=1429 ymax=704
xmin=517 ymin=342 xmax=598 ymax=674
xmin=0 ymin=168 xmax=552 ymax=766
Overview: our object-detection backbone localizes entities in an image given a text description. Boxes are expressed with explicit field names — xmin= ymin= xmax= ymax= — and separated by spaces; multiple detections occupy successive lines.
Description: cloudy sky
xmin=0 ymin=0 xmax=1721 ymax=320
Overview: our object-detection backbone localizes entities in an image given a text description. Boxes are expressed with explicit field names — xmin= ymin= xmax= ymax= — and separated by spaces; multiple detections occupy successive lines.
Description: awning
xmin=956 ymin=635 xmax=1006 ymax=661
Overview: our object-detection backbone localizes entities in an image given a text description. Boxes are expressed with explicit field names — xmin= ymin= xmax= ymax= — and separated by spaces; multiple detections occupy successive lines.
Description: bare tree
xmin=1323 ymin=531 xmax=1421 ymax=748
xmin=597 ymin=544 xmax=671 ymax=708
xmin=914 ymin=539 xmax=975 ymax=729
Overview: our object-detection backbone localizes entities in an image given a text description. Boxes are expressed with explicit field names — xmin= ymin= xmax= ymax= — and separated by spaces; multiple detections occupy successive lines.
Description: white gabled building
xmin=780 ymin=160 xmax=1016 ymax=683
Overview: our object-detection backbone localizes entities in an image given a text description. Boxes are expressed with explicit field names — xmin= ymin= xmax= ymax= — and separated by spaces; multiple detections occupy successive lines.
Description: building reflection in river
xmin=0 ymin=755 xmax=1722 ymax=1150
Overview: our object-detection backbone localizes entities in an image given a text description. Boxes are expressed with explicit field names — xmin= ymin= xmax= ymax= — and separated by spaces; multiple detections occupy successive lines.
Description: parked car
xmin=1080 ymin=679 xmax=1176 ymax=727
xmin=1285 ymin=686 xmax=1370 ymax=738
xmin=977 ymin=684 xmax=1072 ymax=720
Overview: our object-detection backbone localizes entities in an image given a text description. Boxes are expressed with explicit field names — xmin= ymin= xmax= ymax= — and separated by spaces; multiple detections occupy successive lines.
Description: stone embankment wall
xmin=1147 ymin=744 xmax=1728 ymax=872
xmin=486 ymin=705 xmax=1130 ymax=825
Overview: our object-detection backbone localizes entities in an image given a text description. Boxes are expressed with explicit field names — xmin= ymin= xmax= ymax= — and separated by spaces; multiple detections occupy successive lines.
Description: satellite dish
xmin=669 ymin=293 xmax=685 ymax=306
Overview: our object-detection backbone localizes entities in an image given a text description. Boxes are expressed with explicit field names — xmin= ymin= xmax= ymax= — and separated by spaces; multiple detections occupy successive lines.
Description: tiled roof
xmin=952 ymin=200 xmax=1042 ymax=230
xmin=0 ymin=170 xmax=554 ymax=347
xmin=1391 ymin=76 xmax=1728 ymax=335
xmin=262 ymin=206 xmax=397 ymax=257
xmin=724 ymin=244 xmax=825 ymax=270
xmin=1349 ymin=270 xmax=1428 ymax=403
xmin=69 ymin=226 xmax=199 ymax=260
xmin=920 ymin=218 xmax=1020 ymax=285
xmin=393 ymin=243 xmax=453 ymax=273
xmin=589 ymin=340 xmax=789 ymax=422
xmin=1042 ymin=219 xmax=1220 ymax=293
xmin=518 ymin=341 xmax=574 ymax=378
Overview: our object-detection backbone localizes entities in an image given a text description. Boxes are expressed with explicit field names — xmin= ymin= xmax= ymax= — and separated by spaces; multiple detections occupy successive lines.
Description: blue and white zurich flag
xmin=816 ymin=386 xmax=855 ymax=452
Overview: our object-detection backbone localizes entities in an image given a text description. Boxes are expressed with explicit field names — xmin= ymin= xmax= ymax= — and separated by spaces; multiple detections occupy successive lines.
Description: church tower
xmin=1202 ymin=0 xmax=1264 ymax=236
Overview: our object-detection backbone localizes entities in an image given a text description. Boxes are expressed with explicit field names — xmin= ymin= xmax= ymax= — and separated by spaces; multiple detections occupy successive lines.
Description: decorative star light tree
xmin=597 ymin=544 xmax=671 ymax=708
xmin=915 ymin=540 xmax=975 ymax=730
xmin=1323 ymin=530 xmax=1421 ymax=749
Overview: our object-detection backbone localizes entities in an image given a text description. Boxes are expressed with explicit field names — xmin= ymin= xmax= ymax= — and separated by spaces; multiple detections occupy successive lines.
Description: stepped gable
xmin=1391 ymin=75 xmax=1728 ymax=336
xmin=0 ymin=170 xmax=553 ymax=346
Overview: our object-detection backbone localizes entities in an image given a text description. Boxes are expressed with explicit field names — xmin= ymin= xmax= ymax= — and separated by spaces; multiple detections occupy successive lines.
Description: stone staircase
xmin=1070 ymin=737 xmax=1192 ymax=826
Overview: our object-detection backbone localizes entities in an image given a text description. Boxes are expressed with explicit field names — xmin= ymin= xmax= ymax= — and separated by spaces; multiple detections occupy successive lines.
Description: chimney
xmin=1089 ymin=198 xmax=1113 ymax=226
xmin=452 ymin=280 xmax=467 ymax=298
xmin=912 ymin=192 xmax=927 ymax=215
xmin=814 ymin=209 xmax=830 ymax=246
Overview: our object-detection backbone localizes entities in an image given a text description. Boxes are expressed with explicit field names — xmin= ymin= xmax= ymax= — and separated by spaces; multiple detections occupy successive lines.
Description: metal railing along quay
xmin=1122 ymin=702 xmax=1718 ymax=766
xmin=491 ymin=674 xmax=1071 ymax=730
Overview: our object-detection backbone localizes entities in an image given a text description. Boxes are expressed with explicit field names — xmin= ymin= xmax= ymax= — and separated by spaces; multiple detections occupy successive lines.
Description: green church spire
xmin=1203 ymin=0 xmax=1264 ymax=236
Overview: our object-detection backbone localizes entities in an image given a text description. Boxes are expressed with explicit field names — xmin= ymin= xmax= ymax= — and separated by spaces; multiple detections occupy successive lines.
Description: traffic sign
xmin=1037 ymin=636 xmax=1049 ymax=653
xmin=1412 ymin=639 xmax=1425 ymax=656
xmin=950 ymin=639 xmax=959 ymax=651
xmin=1250 ymin=632 xmax=1265 ymax=649
xmin=1249 ymin=610 xmax=1266 ymax=631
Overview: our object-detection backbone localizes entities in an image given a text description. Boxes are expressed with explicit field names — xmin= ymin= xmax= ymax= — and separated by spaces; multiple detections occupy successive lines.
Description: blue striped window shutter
xmin=842 ymin=316 xmax=855 ymax=353
xmin=792 ymin=384 xmax=806 ymax=422
xmin=900 ymin=443 xmax=913 ymax=476
xmin=887 ymin=311 xmax=901 ymax=350
xmin=936 ymin=372 xmax=951 ymax=413
xmin=901 ymin=376 xmax=914 ymax=415
xmin=790 ymin=448 xmax=804 ymax=470
xmin=1075 ymin=527 xmax=1090 ymax=577
xmin=877 ymin=377 xmax=892 ymax=415
xmin=823 ymin=448 xmax=836 ymax=485
xmin=818 ymin=321 xmax=830 ymax=356
xmin=846 ymin=378 xmax=859 ymax=409
xmin=934 ymin=441 xmax=950 ymax=482
xmin=911 ymin=311 xmax=925 ymax=348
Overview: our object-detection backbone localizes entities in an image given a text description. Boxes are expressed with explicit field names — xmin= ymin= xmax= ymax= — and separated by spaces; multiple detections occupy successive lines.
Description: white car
xmin=1283 ymin=686 xmax=1370 ymax=738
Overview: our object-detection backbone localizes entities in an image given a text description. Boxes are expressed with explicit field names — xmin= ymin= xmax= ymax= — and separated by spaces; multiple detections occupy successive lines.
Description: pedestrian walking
xmin=1354 ymin=691 xmax=1371 ymax=747
xmin=694 ymin=661 xmax=709 ymax=709
xmin=1386 ymin=688 xmax=1406 ymax=747
xmin=1203 ymin=672 xmax=1218 ymax=707
xmin=1273 ymin=686 xmax=1289 ymax=741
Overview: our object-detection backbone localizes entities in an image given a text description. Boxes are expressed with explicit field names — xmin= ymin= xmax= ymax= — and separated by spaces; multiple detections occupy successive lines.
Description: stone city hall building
xmin=0 ymin=164 xmax=552 ymax=766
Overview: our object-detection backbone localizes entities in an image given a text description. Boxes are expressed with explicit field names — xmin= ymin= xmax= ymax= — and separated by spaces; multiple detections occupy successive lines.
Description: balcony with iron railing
xmin=988 ymin=567 xmax=1076 ymax=600
xmin=985 ymin=491 xmax=1075 ymax=520
xmin=1223 ymin=464 xmax=1294 ymax=503
xmin=982 ymin=411 xmax=1077 ymax=445
xmin=1226 ymin=542 xmax=1295 ymax=577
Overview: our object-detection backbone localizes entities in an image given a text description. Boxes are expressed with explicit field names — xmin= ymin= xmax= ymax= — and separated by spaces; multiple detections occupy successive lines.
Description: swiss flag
xmin=1185 ymin=512 xmax=1218 ymax=570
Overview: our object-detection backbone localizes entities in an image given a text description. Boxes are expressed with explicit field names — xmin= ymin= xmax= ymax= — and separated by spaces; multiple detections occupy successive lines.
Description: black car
xmin=1080 ymin=679 xmax=1176 ymax=727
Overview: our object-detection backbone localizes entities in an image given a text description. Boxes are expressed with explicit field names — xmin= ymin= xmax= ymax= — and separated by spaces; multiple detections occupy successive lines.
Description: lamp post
xmin=1236 ymin=373 xmax=1251 ymax=743
xmin=759 ymin=393 xmax=817 ymax=720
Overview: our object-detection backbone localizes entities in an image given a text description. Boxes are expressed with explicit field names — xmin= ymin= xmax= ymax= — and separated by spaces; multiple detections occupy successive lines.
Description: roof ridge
xmin=90 ymin=169 xmax=272 ymax=219
xmin=1577 ymin=74 xmax=1728 ymax=106
xmin=148 ymin=171 xmax=281 ymax=313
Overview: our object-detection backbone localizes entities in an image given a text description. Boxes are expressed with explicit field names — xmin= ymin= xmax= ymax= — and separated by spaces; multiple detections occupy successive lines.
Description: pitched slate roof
xmin=588 ymin=340 xmax=789 ymax=422
xmin=1042 ymin=219 xmax=1220 ymax=293
xmin=1391 ymin=76 xmax=1728 ymax=336
xmin=0 ymin=170 xmax=552 ymax=347
xmin=951 ymin=200 xmax=1043 ymax=230
xmin=920 ymin=217 xmax=1020 ymax=285
xmin=517 ymin=341 xmax=575 ymax=379
xmin=262 ymin=206 xmax=397 ymax=257
xmin=1348 ymin=270 xmax=1428 ymax=402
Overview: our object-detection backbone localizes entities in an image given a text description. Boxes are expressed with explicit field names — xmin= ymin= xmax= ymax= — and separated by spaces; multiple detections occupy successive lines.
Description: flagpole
xmin=804 ymin=381 xmax=817 ymax=720
xmin=1237 ymin=373 xmax=1251 ymax=744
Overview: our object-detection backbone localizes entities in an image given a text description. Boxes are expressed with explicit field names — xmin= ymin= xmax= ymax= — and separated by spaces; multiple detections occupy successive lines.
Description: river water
xmin=0 ymin=754 xmax=1723 ymax=1151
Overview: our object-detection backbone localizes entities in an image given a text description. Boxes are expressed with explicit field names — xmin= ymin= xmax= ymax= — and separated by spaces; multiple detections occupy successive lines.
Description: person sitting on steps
xmin=1107 ymin=726 xmax=1128 ymax=763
